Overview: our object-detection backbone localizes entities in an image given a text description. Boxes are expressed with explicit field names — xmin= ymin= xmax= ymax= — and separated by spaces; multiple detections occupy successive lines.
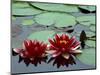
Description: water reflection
xmin=19 ymin=56 xmax=48 ymax=67
xmin=48 ymin=55 xmax=76 ymax=68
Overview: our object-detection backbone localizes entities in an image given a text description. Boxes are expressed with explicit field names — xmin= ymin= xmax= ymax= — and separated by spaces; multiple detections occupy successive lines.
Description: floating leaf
xmin=12 ymin=2 xmax=30 ymax=8
xmin=35 ymin=12 xmax=76 ymax=27
xmin=86 ymin=31 xmax=95 ymax=37
xmin=90 ymin=25 xmax=95 ymax=32
xmin=76 ymin=15 xmax=95 ymax=26
xmin=28 ymin=31 xmax=55 ymax=43
xmin=86 ymin=40 xmax=95 ymax=47
xmin=12 ymin=8 xmax=42 ymax=16
xmin=77 ymin=48 xmax=96 ymax=66
xmin=22 ymin=19 xmax=35 ymax=25
xmin=30 ymin=2 xmax=79 ymax=12
xmin=12 ymin=2 xmax=42 ymax=15
xmin=12 ymin=16 xmax=16 ymax=20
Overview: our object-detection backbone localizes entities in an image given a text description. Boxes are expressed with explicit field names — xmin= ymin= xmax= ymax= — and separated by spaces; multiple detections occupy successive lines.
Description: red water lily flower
xmin=13 ymin=40 xmax=47 ymax=66
xmin=47 ymin=34 xmax=82 ymax=59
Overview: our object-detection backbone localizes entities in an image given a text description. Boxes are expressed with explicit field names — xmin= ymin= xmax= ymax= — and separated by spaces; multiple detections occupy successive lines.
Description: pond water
xmin=11 ymin=1 xmax=96 ymax=74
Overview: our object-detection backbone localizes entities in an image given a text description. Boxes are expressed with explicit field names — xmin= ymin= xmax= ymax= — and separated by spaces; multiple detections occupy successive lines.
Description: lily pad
xmin=12 ymin=2 xmax=30 ymax=8
xmin=76 ymin=15 xmax=95 ymax=26
xmin=12 ymin=16 xmax=16 ymax=20
xmin=90 ymin=25 xmax=95 ymax=32
xmin=77 ymin=48 xmax=96 ymax=66
xmin=12 ymin=8 xmax=42 ymax=16
xmin=78 ymin=6 xmax=96 ymax=11
xmin=86 ymin=40 xmax=95 ymax=47
xmin=35 ymin=12 xmax=76 ymax=27
xmin=28 ymin=31 xmax=55 ymax=43
xmin=86 ymin=31 xmax=95 ymax=37
xmin=12 ymin=2 xmax=42 ymax=15
xmin=22 ymin=19 xmax=35 ymax=25
xmin=31 ymin=3 xmax=79 ymax=12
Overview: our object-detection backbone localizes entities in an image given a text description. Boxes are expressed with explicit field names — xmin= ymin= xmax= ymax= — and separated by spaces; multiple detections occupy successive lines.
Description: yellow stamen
xmin=60 ymin=40 xmax=68 ymax=44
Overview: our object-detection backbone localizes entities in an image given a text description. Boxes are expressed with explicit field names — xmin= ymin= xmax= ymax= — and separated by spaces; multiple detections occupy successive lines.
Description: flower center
xmin=60 ymin=40 xmax=68 ymax=44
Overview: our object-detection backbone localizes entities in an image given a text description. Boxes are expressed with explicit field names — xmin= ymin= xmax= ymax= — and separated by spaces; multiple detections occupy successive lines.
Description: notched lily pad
xmin=35 ymin=12 xmax=76 ymax=27
xmin=12 ymin=2 xmax=42 ymax=16
xmin=76 ymin=15 xmax=95 ymax=26
xmin=12 ymin=8 xmax=42 ymax=16
xmin=90 ymin=25 xmax=95 ymax=32
xmin=30 ymin=2 xmax=79 ymax=12
xmin=77 ymin=48 xmax=96 ymax=66
xmin=12 ymin=2 xmax=30 ymax=8
xmin=12 ymin=16 xmax=16 ymax=20
xmin=22 ymin=19 xmax=35 ymax=25
xmin=86 ymin=40 xmax=95 ymax=47
xmin=86 ymin=31 xmax=95 ymax=37
xmin=28 ymin=31 xmax=55 ymax=43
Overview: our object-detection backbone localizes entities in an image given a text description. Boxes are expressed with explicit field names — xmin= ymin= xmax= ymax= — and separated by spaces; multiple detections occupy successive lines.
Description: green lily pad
xmin=12 ymin=2 xmax=30 ymax=8
xmin=35 ymin=12 xmax=76 ymax=27
xmin=78 ymin=6 xmax=96 ymax=11
xmin=86 ymin=40 xmax=95 ymax=47
xmin=86 ymin=31 xmax=95 ymax=37
xmin=76 ymin=15 xmax=95 ymax=26
xmin=12 ymin=2 xmax=42 ymax=15
xmin=77 ymin=48 xmax=96 ymax=66
xmin=12 ymin=8 xmax=42 ymax=16
xmin=31 ymin=3 xmax=79 ymax=12
xmin=12 ymin=16 xmax=16 ymax=20
xmin=22 ymin=19 xmax=35 ymax=25
xmin=28 ymin=31 xmax=55 ymax=43
xmin=90 ymin=25 xmax=95 ymax=32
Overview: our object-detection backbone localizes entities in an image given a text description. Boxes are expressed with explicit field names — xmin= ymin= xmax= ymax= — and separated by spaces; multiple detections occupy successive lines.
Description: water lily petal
xmin=61 ymin=34 xmax=69 ymax=40
xmin=48 ymin=34 xmax=80 ymax=58
xmin=55 ymin=34 xmax=60 ymax=41
xmin=62 ymin=53 xmax=70 ymax=59
xmin=71 ymin=41 xmax=80 ymax=49
xmin=68 ymin=36 xmax=76 ymax=47
xmin=23 ymin=40 xmax=28 ymax=50
xmin=70 ymin=49 xmax=82 ymax=54
xmin=52 ymin=52 xmax=61 ymax=57
xmin=71 ymin=44 xmax=80 ymax=50
xmin=48 ymin=39 xmax=56 ymax=47
xmin=13 ymin=48 xmax=22 ymax=53
xmin=46 ymin=50 xmax=57 ymax=54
